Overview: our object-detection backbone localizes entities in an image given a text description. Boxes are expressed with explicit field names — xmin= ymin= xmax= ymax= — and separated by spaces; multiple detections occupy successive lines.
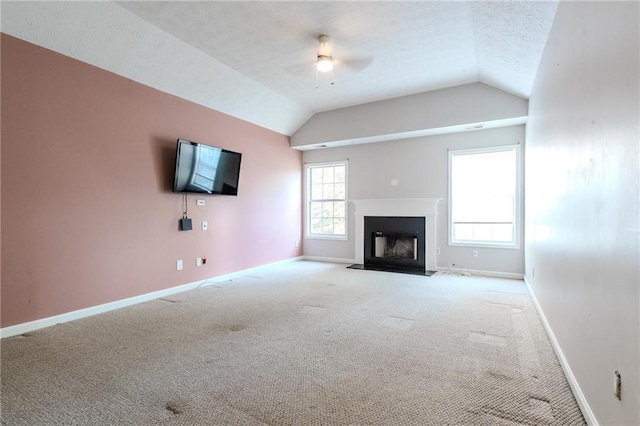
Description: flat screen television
xmin=173 ymin=138 xmax=242 ymax=196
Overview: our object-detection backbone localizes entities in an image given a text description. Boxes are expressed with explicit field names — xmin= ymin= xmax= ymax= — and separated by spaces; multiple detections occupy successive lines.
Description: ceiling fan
xmin=314 ymin=35 xmax=374 ymax=87
xmin=286 ymin=34 xmax=373 ymax=86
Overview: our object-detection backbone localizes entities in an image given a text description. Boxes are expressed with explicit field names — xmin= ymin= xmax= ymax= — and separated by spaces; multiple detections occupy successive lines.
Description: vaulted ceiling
xmin=3 ymin=1 xmax=559 ymax=135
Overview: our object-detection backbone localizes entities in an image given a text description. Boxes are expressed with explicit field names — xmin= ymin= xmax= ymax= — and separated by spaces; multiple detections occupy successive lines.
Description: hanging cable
xmin=183 ymin=193 xmax=188 ymax=219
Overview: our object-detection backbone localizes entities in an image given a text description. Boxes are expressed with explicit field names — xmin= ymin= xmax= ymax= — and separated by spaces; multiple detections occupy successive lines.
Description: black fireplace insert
xmin=347 ymin=216 xmax=434 ymax=276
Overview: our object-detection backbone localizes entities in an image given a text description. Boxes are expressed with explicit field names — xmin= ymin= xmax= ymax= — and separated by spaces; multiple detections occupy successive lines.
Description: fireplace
xmin=349 ymin=198 xmax=441 ymax=276
xmin=364 ymin=216 xmax=425 ymax=272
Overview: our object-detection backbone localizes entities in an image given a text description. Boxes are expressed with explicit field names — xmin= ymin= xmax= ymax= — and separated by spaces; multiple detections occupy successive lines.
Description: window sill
xmin=305 ymin=235 xmax=348 ymax=242
xmin=449 ymin=241 xmax=520 ymax=250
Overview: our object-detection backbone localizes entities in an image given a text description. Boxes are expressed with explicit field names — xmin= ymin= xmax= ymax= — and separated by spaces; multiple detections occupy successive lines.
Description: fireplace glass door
xmin=374 ymin=233 xmax=418 ymax=261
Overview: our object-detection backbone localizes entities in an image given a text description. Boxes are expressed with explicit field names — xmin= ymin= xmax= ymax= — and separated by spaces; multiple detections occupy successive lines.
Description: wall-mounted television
xmin=173 ymin=138 xmax=242 ymax=196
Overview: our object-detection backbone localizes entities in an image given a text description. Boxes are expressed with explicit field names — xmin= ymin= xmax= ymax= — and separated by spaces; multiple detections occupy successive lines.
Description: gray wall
xmin=303 ymin=125 xmax=525 ymax=276
xmin=292 ymin=83 xmax=527 ymax=148
xmin=525 ymin=2 xmax=639 ymax=424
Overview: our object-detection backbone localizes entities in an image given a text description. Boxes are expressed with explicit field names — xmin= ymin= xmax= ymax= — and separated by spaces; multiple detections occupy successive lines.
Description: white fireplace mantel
xmin=352 ymin=198 xmax=441 ymax=271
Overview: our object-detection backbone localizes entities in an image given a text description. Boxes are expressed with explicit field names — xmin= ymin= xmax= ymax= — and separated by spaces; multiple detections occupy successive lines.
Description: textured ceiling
xmin=118 ymin=1 xmax=558 ymax=113
xmin=3 ymin=1 xmax=558 ymax=135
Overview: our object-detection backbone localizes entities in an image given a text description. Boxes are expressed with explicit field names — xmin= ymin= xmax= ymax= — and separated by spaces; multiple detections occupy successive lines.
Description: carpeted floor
xmin=1 ymin=261 xmax=585 ymax=425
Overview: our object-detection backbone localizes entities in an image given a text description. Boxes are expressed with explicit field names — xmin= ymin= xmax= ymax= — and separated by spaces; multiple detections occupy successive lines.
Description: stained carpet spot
xmin=381 ymin=316 xmax=415 ymax=330
xmin=229 ymin=325 xmax=245 ymax=332
xmin=165 ymin=403 xmax=182 ymax=415
xmin=468 ymin=331 xmax=507 ymax=347
xmin=529 ymin=397 xmax=553 ymax=420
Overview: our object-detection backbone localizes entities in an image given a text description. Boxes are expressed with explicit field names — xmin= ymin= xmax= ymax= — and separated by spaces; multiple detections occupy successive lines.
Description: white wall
xmin=303 ymin=125 xmax=525 ymax=276
xmin=525 ymin=2 xmax=639 ymax=425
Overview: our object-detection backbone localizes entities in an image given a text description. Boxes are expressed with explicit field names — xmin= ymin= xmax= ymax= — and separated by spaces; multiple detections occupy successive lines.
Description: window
xmin=448 ymin=145 xmax=521 ymax=248
xmin=305 ymin=161 xmax=347 ymax=239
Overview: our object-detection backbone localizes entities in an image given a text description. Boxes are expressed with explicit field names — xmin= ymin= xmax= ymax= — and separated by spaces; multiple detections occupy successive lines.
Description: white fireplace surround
xmin=352 ymin=198 xmax=441 ymax=271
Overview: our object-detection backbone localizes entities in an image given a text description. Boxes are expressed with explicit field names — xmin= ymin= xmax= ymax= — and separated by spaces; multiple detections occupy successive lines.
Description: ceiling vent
xmin=465 ymin=124 xmax=485 ymax=131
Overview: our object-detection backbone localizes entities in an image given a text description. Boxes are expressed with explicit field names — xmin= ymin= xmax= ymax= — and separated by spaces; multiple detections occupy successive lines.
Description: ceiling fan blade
xmin=335 ymin=56 xmax=374 ymax=72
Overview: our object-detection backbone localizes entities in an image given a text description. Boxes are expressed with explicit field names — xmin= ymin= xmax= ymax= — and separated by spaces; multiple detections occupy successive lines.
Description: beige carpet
xmin=1 ymin=261 xmax=585 ymax=425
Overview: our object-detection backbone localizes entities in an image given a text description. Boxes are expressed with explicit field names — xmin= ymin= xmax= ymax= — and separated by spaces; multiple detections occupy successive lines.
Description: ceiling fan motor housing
xmin=317 ymin=35 xmax=333 ymax=72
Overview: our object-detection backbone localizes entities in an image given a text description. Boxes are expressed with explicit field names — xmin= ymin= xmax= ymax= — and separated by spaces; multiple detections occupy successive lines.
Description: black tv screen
xmin=173 ymin=139 xmax=242 ymax=195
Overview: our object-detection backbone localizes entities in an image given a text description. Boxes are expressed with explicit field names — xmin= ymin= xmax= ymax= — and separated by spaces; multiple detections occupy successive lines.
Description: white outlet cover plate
xmin=202 ymin=221 xmax=208 ymax=230
xmin=196 ymin=257 xmax=202 ymax=266
xmin=177 ymin=260 xmax=184 ymax=271
xmin=196 ymin=199 xmax=205 ymax=206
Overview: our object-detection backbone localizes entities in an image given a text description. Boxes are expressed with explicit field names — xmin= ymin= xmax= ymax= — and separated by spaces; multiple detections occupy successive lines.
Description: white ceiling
xmin=117 ymin=1 xmax=558 ymax=111
xmin=3 ymin=1 xmax=558 ymax=136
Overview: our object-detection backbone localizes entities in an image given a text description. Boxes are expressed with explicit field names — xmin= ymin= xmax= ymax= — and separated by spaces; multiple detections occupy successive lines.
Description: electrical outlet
xmin=196 ymin=199 xmax=205 ymax=206
xmin=472 ymin=250 xmax=479 ymax=258
xmin=196 ymin=257 xmax=202 ymax=267
xmin=176 ymin=260 xmax=183 ymax=271
xmin=436 ymin=247 xmax=441 ymax=255
xmin=202 ymin=221 xmax=208 ymax=231
xmin=614 ymin=371 xmax=621 ymax=400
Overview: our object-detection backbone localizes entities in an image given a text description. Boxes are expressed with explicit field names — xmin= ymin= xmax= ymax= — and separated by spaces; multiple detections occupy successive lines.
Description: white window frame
xmin=448 ymin=144 xmax=522 ymax=249
xmin=304 ymin=160 xmax=348 ymax=241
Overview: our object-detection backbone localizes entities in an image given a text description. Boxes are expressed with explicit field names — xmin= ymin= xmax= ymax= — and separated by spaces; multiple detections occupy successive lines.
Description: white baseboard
xmin=524 ymin=277 xmax=598 ymax=425
xmin=436 ymin=266 xmax=524 ymax=280
xmin=0 ymin=280 xmax=203 ymax=339
xmin=0 ymin=256 xmax=303 ymax=339
xmin=303 ymin=256 xmax=357 ymax=264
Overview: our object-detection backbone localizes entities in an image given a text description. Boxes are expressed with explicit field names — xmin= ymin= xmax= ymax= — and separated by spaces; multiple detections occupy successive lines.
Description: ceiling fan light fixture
xmin=317 ymin=55 xmax=333 ymax=72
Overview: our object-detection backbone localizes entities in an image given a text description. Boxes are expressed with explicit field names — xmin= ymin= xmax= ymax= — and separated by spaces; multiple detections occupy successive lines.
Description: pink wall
xmin=1 ymin=34 xmax=303 ymax=328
